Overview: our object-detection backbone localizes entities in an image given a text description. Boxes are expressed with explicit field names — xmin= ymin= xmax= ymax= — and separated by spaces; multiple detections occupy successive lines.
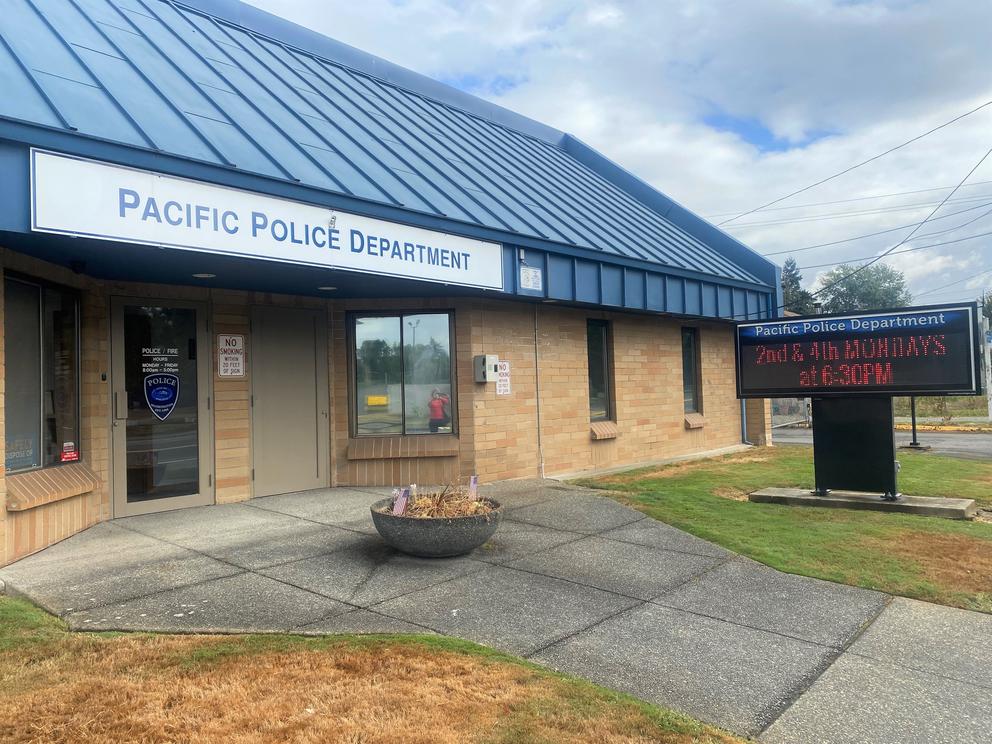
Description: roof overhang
xmin=0 ymin=134 xmax=776 ymax=320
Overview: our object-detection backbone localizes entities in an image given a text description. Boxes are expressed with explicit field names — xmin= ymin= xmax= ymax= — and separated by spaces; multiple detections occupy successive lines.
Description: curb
xmin=893 ymin=424 xmax=992 ymax=433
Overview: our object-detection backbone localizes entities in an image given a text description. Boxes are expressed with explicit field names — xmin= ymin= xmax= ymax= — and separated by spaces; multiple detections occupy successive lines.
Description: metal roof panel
xmin=0 ymin=0 xmax=776 ymax=296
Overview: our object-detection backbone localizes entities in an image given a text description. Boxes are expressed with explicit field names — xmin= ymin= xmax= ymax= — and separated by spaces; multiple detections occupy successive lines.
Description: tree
xmin=981 ymin=289 xmax=991 ymax=322
xmin=816 ymin=263 xmax=912 ymax=312
xmin=780 ymin=257 xmax=816 ymax=315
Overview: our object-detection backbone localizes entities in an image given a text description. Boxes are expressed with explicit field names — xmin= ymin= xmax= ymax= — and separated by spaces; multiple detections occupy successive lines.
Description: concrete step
xmin=749 ymin=487 xmax=976 ymax=520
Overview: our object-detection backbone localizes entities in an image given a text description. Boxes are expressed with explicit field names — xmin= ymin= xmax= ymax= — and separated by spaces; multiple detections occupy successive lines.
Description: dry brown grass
xmin=596 ymin=453 xmax=771 ymax=486
xmin=712 ymin=487 xmax=749 ymax=502
xmin=0 ymin=630 xmax=741 ymax=744
xmin=867 ymin=531 xmax=992 ymax=594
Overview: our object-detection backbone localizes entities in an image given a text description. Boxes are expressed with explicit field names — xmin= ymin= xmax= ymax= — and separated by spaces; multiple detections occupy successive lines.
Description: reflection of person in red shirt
xmin=427 ymin=388 xmax=450 ymax=433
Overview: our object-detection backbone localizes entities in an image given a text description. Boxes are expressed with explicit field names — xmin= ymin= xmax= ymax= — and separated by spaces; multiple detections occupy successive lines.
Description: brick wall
xmin=463 ymin=301 xmax=751 ymax=481
xmin=1 ymin=254 xmax=111 ymax=564
xmin=0 ymin=249 xmax=769 ymax=563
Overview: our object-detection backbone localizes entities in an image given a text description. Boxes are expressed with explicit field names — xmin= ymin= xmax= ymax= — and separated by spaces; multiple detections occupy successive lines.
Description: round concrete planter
xmin=370 ymin=498 xmax=503 ymax=558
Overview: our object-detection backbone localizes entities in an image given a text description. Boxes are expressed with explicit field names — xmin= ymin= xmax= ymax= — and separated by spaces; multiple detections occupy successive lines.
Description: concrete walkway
xmin=2 ymin=480 xmax=989 ymax=742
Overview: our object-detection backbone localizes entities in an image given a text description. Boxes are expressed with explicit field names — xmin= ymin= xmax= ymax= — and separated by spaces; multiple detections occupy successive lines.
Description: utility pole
xmin=984 ymin=314 xmax=991 ymax=421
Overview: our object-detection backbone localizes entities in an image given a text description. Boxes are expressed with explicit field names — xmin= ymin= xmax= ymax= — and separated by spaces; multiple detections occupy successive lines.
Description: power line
xmin=916 ymin=290 xmax=990 ymax=306
xmin=703 ymin=178 xmax=992 ymax=218
xmin=796 ymin=227 xmax=992 ymax=270
xmin=727 ymin=192 xmax=992 ymax=229
xmin=810 ymin=143 xmax=992 ymax=298
xmin=912 ymin=268 xmax=992 ymax=299
xmin=716 ymin=98 xmax=992 ymax=227
xmin=761 ymin=199 xmax=992 ymax=257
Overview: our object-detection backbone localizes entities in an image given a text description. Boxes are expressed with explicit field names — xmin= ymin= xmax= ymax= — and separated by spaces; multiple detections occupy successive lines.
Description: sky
xmin=244 ymin=0 xmax=992 ymax=303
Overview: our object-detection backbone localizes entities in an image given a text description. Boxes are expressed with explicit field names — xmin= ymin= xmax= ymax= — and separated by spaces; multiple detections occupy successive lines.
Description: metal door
xmin=250 ymin=306 xmax=329 ymax=496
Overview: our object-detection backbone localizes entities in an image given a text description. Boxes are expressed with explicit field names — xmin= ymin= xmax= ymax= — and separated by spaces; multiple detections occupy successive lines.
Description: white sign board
xmin=496 ymin=359 xmax=511 ymax=395
xmin=520 ymin=265 xmax=543 ymax=291
xmin=31 ymin=149 xmax=504 ymax=291
xmin=217 ymin=334 xmax=245 ymax=378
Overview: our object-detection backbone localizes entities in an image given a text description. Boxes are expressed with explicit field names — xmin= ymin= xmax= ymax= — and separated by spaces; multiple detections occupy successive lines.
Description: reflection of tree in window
xmin=357 ymin=338 xmax=401 ymax=384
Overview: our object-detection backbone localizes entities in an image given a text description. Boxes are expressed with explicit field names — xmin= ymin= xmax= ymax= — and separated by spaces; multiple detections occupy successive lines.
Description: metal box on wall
xmin=473 ymin=354 xmax=499 ymax=383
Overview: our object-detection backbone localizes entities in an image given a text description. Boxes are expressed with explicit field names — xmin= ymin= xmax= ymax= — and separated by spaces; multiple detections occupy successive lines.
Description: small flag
xmin=392 ymin=487 xmax=410 ymax=515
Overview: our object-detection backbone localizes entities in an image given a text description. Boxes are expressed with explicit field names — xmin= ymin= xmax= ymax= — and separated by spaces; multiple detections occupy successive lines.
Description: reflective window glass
xmin=682 ymin=328 xmax=701 ymax=414
xmin=5 ymin=280 xmax=42 ymax=471
xmin=587 ymin=319 xmax=612 ymax=421
xmin=403 ymin=314 xmax=452 ymax=434
xmin=354 ymin=316 xmax=403 ymax=435
xmin=43 ymin=287 xmax=79 ymax=466
xmin=352 ymin=313 xmax=454 ymax=435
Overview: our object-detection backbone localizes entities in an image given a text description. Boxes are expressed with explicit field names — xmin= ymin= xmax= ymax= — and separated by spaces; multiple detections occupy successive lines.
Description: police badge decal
xmin=144 ymin=373 xmax=180 ymax=421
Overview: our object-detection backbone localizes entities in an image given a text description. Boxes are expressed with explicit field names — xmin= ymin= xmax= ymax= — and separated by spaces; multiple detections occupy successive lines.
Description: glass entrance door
xmin=111 ymin=298 xmax=212 ymax=516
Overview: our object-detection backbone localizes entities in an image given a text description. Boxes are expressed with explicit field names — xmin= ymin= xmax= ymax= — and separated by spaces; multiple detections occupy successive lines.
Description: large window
xmin=682 ymin=327 xmax=701 ymax=414
xmin=4 ymin=277 xmax=80 ymax=472
xmin=352 ymin=312 xmax=454 ymax=436
xmin=587 ymin=319 xmax=613 ymax=421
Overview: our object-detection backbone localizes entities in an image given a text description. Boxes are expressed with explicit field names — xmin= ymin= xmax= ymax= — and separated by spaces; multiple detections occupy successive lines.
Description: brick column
xmin=212 ymin=293 xmax=252 ymax=504
xmin=745 ymin=398 xmax=773 ymax=446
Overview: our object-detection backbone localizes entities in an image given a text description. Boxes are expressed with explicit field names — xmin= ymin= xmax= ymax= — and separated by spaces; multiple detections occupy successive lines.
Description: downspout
xmin=534 ymin=302 xmax=546 ymax=479
xmin=741 ymin=399 xmax=754 ymax=446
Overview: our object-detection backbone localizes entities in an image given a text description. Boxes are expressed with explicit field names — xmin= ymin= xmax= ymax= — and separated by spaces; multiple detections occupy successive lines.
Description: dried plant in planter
xmin=369 ymin=476 xmax=501 ymax=557
xmin=376 ymin=481 xmax=495 ymax=519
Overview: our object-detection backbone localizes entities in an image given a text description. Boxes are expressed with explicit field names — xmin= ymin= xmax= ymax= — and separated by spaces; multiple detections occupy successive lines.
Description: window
xmin=682 ymin=327 xmax=701 ymax=414
xmin=352 ymin=312 xmax=454 ymax=435
xmin=4 ymin=277 xmax=80 ymax=472
xmin=587 ymin=319 xmax=612 ymax=421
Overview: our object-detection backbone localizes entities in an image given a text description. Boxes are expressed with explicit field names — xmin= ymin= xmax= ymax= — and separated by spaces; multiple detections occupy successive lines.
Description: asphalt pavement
xmin=774 ymin=427 xmax=992 ymax=460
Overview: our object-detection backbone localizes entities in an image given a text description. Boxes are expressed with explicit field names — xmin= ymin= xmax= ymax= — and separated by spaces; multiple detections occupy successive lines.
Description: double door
xmin=110 ymin=299 xmax=329 ymax=516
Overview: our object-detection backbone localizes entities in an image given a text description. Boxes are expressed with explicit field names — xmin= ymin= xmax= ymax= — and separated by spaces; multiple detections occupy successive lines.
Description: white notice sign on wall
xmin=496 ymin=359 xmax=511 ymax=395
xmin=217 ymin=334 xmax=245 ymax=378
xmin=519 ymin=265 xmax=543 ymax=291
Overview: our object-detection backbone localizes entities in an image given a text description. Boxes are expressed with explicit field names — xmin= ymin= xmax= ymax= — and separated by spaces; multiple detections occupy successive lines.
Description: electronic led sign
xmin=736 ymin=303 xmax=982 ymax=398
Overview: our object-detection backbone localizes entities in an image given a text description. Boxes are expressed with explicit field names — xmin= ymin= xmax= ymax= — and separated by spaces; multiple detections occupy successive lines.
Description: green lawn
xmin=577 ymin=447 xmax=992 ymax=613
xmin=0 ymin=596 xmax=741 ymax=744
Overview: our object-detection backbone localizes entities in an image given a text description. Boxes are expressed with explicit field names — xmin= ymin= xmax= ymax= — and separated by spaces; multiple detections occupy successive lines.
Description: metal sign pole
xmin=910 ymin=396 xmax=920 ymax=447
xmin=985 ymin=319 xmax=991 ymax=420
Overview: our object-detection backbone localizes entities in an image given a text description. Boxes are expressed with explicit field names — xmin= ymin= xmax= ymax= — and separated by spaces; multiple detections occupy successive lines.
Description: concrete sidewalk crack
xmin=753 ymin=594 xmax=895 ymax=739
xmin=843 ymin=648 xmax=992 ymax=693
xmin=523 ymin=598 xmax=648 ymax=660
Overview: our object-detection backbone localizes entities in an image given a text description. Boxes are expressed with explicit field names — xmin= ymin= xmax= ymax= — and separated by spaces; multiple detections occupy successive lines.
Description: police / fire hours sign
xmin=735 ymin=303 xmax=983 ymax=398
xmin=217 ymin=334 xmax=246 ymax=378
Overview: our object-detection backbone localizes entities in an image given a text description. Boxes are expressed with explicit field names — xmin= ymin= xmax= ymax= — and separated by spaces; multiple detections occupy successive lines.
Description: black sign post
xmin=736 ymin=303 xmax=983 ymax=501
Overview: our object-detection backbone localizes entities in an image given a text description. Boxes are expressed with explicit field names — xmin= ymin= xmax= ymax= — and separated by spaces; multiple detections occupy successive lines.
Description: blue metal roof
xmin=0 ymin=0 xmax=778 ymax=316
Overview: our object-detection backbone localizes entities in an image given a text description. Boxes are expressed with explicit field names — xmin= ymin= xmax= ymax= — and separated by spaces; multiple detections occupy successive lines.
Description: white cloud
xmin=245 ymin=0 xmax=992 ymax=302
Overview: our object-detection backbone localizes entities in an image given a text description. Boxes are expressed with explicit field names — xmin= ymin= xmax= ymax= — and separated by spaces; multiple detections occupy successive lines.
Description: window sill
xmin=6 ymin=463 xmax=100 ymax=512
xmin=348 ymin=435 xmax=459 ymax=460
xmin=684 ymin=413 xmax=706 ymax=430
xmin=590 ymin=421 xmax=619 ymax=440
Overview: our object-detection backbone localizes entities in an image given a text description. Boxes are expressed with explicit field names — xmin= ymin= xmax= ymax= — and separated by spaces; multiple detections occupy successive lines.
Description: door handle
xmin=114 ymin=390 xmax=129 ymax=420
